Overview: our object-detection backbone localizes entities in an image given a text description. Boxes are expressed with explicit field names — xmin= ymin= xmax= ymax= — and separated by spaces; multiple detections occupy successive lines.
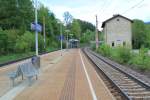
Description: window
xmin=112 ymin=41 xmax=115 ymax=47
xmin=123 ymin=41 xmax=126 ymax=46
xmin=117 ymin=19 xmax=119 ymax=21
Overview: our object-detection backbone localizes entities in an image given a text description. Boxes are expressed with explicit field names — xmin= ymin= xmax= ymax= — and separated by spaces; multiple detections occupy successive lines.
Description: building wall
xmin=103 ymin=16 xmax=132 ymax=48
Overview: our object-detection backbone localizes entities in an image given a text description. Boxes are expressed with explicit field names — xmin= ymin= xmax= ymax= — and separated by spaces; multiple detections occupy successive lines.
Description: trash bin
xmin=31 ymin=56 xmax=40 ymax=69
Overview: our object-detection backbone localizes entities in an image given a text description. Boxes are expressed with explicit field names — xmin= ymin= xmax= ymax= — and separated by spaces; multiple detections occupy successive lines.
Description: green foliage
xmin=91 ymin=43 xmax=96 ymax=50
xmin=71 ymin=19 xmax=81 ymax=39
xmin=0 ymin=52 xmax=34 ymax=64
xmin=0 ymin=29 xmax=8 ymax=55
xmin=38 ymin=5 xmax=59 ymax=36
xmin=129 ymin=47 xmax=150 ymax=71
xmin=15 ymin=31 xmax=46 ymax=53
xmin=97 ymin=44 xmax=111 ymax=57
xmin=132 ymin=19 xmax=147 ymax=49
xmin=96 ymin=44 xmax=150 ymax=71
xmin=80 ymin=30 xmax=95 ymax=43
xmin=0 ymin=0 xmax=34 ymax=30
xmin=111 ymin=47 xmax=131 ymax=64
xmin=15 ymin=31 xmax=34 ymax=53
xmin=0 ymin=29 xmax=19 ymax=55
xmin=145 ymin=24 xmax=150 ymax=48
xmin=76 ymin=19 xmax=95 ymax=34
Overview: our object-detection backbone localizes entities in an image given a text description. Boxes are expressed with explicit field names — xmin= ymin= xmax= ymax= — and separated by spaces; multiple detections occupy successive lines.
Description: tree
xmin=71 ymin=19 xmax=81 ymax=39
xmin=132 ymin=19 xmax=147 ymax=49
xmin=0 ymin=0 xmax=34 ymax=30
xmin=63 ymin=11 xmax=73 ymax=27
xmin=145 ymin=24 xmax=150 ymax=48
xmin=76 ymin=19 xmax=95 ymax=34
xmin=80 ymin=30 xmax=95 ymax=43
xmin=0 ymin=29 xmax=8 ymax=55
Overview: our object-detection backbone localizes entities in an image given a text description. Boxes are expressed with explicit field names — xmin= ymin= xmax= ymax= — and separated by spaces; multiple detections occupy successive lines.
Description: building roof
xmin=69 ymin=39 xmax=79 ymax=42
xmin=101 ymin=14 xmax=133 ymax=28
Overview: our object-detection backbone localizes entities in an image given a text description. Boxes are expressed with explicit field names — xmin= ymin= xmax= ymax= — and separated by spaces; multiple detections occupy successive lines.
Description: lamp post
xmin=58 ymin=21 xmax=63 ymax=56
xmin=35 ymin=0 xmax=38 ymax=56
xmin=69 ymin=34 xmax=73 ymax=48
xmin=65 ymin=30 xmax=70 ymax=50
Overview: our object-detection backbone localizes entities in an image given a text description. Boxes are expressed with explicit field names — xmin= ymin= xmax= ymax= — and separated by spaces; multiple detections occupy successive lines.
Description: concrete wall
xmin=103 ymin=16 xmax=132 ymax=48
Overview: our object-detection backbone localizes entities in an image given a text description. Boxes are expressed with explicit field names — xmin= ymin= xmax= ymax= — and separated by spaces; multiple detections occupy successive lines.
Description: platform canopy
xmin=69 ymin=39 xmax=79 ymax=48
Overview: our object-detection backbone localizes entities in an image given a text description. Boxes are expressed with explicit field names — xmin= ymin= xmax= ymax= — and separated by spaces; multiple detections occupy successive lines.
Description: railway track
xmin=83 ymin=48 xmax=150 ymax=100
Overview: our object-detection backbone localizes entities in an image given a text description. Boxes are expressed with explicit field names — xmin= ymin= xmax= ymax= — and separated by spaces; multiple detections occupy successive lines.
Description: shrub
xmin=15 ymin=31 xmax=35 ymax=53
xmin=90 ymin=43 xmax=96 ymax=50
xmin=111 ymin=47 xmax=132 ymax=64
xmin=130 ymin=47 xmax=150 ymax=71
xmin=97 ymin=44 xmax=111 ymax=57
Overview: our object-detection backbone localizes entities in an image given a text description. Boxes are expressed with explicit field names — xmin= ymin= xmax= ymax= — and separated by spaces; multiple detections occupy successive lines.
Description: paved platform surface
xmin=0 ymin=49 xmax=115 ymax=100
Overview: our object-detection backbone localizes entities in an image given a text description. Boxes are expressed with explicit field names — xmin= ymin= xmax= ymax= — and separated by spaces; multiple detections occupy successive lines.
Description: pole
xmin=67 ymin=32 xmax=68 ymax=49
xmin=35 ymin=0 xmax=38 ymax=56
xmin=43 ymin=16 xmax=46 ymax=49
xmin=95 ymin=15 xmax=99 ymax=49
xmin=60 ymin=23 xmax=63 ymax=56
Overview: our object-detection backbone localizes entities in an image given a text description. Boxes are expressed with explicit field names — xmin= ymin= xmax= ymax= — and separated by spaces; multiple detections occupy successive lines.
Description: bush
xmin=111 ymin=47 xmax=131 ymax=64
xmin=0 ymin=29 xmax=8 ymax=55
xmin=15 ymin=31 xmax=34 ymax=53
xmin=90 ymin=43 xmax=96 ymax=50
xmin=0 ymin=29 xmax=20 ymax=55
xmin=130 ymin=47 xmax=150 ymax=71
xmin=97 ymin=44 xmax=111 ymax=57
xmin=96 ymin=44 xmax=150 ymax=71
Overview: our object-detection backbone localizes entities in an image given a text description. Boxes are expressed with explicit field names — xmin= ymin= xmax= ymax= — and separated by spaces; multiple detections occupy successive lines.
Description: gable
xmin=102 ymin=14 xmax=133 ymax=28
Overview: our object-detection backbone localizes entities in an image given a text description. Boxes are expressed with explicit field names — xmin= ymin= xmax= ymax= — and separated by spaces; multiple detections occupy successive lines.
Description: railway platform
xmin=0 ymin=49 xmax=115 ymax=100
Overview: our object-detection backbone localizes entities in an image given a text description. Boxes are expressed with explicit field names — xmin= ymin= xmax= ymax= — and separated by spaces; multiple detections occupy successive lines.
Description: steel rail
xmin=83 ymin=48 xmax=150 ymax=100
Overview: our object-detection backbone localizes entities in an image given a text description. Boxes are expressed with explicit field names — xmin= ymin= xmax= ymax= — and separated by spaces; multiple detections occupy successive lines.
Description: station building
xmin=101 ymin=14 xmax=133 ymax=48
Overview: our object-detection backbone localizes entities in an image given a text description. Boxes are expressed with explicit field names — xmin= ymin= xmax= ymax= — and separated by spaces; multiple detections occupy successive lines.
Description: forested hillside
xmin=0 ymin=0 xmax=96 ymax=63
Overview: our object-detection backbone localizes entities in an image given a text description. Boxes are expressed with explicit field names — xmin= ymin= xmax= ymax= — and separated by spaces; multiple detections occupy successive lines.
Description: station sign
xmin=31 ymin=22 xmax=42 ymax=32
xmin=58 ymin=35 xmax=64 ymax=41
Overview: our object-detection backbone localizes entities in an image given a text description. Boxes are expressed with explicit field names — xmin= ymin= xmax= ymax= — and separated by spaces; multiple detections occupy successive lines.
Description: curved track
xmin=83 ymin=48 xmax=150 ymax=100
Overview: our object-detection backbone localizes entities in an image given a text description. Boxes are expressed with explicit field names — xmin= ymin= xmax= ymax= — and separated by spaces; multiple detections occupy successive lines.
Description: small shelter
xmin=69 ymin=39 xmax=79 ymax=48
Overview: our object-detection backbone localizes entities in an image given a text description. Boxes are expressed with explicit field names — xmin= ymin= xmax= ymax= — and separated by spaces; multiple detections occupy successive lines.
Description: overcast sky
xmin=39 ymin=0 xmax=150 ymax=30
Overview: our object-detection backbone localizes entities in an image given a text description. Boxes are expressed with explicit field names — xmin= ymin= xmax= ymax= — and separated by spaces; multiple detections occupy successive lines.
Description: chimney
xmin=113 ymin=14 xmax=119 ymax=17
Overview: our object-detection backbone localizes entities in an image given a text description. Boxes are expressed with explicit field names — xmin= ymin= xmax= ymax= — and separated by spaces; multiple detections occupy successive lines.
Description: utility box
xmin=31 ymin=56 xmax=40 ymax=69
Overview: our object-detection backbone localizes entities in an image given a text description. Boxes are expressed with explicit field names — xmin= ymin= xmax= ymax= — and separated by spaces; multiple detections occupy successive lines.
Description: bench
xmin=19 ymin=62 xmax=39 ymax=85
xmin=8 ymin=66 xmax=23 ymax=86
xmin=8 ymin=61 xmax=39 ymax=86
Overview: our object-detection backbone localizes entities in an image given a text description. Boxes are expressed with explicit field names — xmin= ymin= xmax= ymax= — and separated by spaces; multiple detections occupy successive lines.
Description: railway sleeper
xmin=118 ymin=83 xmax=139 ymax=86
xmin=128 ymin=91 xmax=150 ymax=97
xmin=123 ymin=88 xmax=146 ymax=92
xmin=130 ymin=95 xmax=150 ymax=100
xmin=119 ymin=85 xmax=142 ymax=89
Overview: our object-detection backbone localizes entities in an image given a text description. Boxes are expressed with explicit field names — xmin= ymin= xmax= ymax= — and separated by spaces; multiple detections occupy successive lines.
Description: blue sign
xmin=31 ymin=23 xmax=42 ymax=32
xmin=58 ymin=35 xmax=64 ymax=41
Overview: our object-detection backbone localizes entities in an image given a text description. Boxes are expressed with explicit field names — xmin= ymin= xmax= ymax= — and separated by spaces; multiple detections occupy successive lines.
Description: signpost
xmin=31 ymin=23 xmax=42 ymax=32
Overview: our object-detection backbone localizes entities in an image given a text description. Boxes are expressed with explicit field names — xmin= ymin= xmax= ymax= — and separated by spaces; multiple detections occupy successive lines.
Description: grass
xmin=0 ymin=47 xmax=59 ymax=65
xmin=0 ymin=52 xmax=34 ymax=64
xmin=96 ymin=44 xmax=150 ymax=71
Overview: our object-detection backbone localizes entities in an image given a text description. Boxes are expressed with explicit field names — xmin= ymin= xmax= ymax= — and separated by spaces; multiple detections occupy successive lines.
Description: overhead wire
xmin=122 ymin=0 xmax=144 ymax=14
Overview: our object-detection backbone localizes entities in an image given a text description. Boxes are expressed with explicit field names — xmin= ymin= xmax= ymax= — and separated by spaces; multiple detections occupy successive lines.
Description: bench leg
xmin=10 ymin=78 xmax=15 ymax=87
xmin=36 ymin=75 xmax=38 ymax=80
xmin=28 ymin=77 xmax=32 ymax=86
xmin=21 ymin=74 xmax=24 ymax=80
